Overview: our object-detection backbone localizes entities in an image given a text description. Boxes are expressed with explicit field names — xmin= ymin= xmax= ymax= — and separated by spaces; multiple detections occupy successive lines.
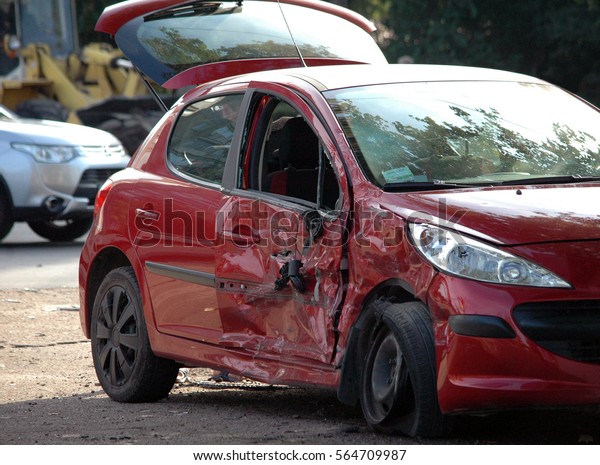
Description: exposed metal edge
xmin=146 ymin=261 xmax=216 ymax=287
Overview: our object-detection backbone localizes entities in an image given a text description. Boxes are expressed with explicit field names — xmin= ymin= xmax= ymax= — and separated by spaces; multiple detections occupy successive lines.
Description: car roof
xmin=224 ymin=63 xmax=549 ymax=92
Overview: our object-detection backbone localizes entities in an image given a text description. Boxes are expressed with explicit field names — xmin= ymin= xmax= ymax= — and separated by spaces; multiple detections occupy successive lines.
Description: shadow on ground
xmin=2 ymin=381 xmax=599 ymax=445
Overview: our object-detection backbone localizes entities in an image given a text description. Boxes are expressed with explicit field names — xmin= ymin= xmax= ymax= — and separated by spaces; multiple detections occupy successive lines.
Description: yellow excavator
xmin=0 ymin=0 xmax=166 ymax=153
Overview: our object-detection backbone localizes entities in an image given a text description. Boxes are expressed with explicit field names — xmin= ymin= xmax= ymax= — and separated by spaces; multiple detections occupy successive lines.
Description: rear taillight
xmin=94 ymin=179 xmax=113 ymax=217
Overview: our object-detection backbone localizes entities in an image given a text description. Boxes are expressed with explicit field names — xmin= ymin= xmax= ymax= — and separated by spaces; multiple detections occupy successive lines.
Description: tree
xmin=340 ymin=0 xmax=600 ymax=107
xmin=75 ymin=0 xmax=600 ymax=107
xmin=76 ymin=0 xmax=114 ymax=45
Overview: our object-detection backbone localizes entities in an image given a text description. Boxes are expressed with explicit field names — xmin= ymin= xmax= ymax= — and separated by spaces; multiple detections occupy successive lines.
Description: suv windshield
xmin=326 ymin=81 xmax=600 ymax=189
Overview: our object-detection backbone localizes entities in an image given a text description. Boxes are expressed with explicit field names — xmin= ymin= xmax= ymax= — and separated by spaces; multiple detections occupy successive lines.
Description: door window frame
xmin=233 ymin=89 xmax=345 ymax=216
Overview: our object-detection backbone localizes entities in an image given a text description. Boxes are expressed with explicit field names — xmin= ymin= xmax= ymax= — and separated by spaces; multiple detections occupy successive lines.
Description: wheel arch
xmin=83 ymin=246 xmax=133 ymax=335
xmin=337 ymin=279 xmax=426 ymax=407
xmin=0 ymin=175 xmax=16 ymax=240
xmin=0 ymin=175 xmax=14 ymax=208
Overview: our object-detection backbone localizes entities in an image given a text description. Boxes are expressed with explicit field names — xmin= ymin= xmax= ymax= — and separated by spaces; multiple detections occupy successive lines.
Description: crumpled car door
xmin=216 ymin=196 xmax=346 ymax=367
xmin=213 ymin=90 xmax=349 ymax=373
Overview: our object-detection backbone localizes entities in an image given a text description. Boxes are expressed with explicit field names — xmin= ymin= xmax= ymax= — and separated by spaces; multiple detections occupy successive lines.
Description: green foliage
xmin=75 ymin=0 xmax=114 ymax=45
xmin=75 ymin=1 xmax=600 ymax=107
xmin=340 ymin=0 xmax=600 ymax=107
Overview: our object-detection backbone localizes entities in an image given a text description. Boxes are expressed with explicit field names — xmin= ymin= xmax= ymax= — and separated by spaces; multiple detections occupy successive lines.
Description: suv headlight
xmin=12 ymin=143 xmax=79 ymax=163
xmin=409 ymin=223 xmax=571 ymax=288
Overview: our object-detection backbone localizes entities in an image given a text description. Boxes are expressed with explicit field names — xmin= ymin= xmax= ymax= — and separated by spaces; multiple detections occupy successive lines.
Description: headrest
xmin=278 ymin=117 xmax=320 ymax=169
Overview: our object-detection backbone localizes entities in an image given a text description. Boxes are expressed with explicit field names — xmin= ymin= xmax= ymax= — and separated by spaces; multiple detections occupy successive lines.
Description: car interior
xmin=252 ymin=100 xmax=340 ymax=211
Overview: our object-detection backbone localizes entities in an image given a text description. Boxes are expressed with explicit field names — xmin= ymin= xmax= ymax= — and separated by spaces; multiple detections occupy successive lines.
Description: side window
xmin=168 ymin=94 xmax=243 ymax=184
xmin=249 ymin=99 xmax=340 ymax=210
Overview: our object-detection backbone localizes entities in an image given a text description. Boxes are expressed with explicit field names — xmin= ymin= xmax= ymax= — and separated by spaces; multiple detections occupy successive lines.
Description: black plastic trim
xmin=514 ymin=301 xmax=600 ymax=340
xmin=12 ymin=207 xmax=92 ymax=221
xmin=449 ymin=315 xmax=516 ymax=339
xmin=146 ymin=261 xmax=215 ymax=288
xmin=513 ymin=300 xmax=600 ymax=364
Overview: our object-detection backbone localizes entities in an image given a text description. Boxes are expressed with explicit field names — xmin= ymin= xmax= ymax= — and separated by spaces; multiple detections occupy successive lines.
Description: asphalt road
xmin=0 ymin=223 xmax=84 ymax=290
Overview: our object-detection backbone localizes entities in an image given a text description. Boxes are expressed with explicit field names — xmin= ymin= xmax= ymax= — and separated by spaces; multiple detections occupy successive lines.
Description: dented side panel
xmin=215 ymin=196 xmax=343 ymax=365
xmin=333 ymin=183 xmax=439 ymax=366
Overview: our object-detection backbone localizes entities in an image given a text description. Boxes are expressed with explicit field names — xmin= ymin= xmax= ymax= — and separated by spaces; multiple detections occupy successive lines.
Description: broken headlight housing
xmin=409 ymin=223 xmax=571 ymax=288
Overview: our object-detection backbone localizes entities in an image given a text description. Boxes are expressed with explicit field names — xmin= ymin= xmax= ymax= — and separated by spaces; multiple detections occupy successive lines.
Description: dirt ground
xmin=0 ymin=287 xmax=401 ymax=445
xmin=2 ymin=287 xmax=600 ymax=446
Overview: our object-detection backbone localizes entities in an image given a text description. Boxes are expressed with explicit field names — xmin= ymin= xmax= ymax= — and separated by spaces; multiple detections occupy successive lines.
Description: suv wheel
xmin=0 ymin=191 xmax=14 ymax=241
xmin=91 ymin=267 xmax=179 ymax=402
xmin=15 ymin=98 xmax=69 ymax=122
xmin=28 ymin=218 xmax=93 ymax=242
xmin=98 ymin=117 xmax=149 ymax=155
xmin=360 ymin=301 xmax=449 ymax=437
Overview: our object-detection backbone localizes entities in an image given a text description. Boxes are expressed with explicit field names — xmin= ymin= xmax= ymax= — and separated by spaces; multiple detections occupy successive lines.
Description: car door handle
xmin=135 ymin=208 xmax=160 ymax=221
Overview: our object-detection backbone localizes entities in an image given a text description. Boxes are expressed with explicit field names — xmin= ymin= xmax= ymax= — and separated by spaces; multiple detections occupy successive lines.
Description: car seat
xmin=267 ymin=117 xmax=320 ymax=203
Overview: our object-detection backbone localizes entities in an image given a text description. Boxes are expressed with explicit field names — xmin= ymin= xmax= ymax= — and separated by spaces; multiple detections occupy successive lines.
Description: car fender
xmin=337 ymin=277 xmax=420 ymax=406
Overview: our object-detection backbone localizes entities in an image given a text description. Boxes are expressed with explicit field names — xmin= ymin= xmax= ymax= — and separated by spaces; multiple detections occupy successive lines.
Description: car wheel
xmin=0 ymin=192 xmax=14 ymax=241
xmin=28 ymin=218 xmax=93 ymax=242
xmin=360 ymin=301 xmax=448 ymax=437
xmin=15 ymin=98 xmax=69 ymax=121
xmin=91 ymin=267 xmax=179 ymax=402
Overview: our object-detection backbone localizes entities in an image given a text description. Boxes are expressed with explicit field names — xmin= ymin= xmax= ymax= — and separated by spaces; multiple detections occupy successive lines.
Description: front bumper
xmin=13 ymin=195 xmax=94 ymax=221
xmin=12 ymin=167 xmax=123 ymax=221
xmin=5 ymin=146 xmax=126 ymax=222
xmin=429 ymin=273 xmax=600 ymax=414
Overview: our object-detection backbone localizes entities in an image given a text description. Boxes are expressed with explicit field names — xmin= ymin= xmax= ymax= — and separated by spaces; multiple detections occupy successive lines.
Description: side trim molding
xmin=146 ymin=261 xmax=215 ymax=288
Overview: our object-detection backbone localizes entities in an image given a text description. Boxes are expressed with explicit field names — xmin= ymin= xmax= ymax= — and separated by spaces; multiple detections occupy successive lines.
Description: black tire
xmin=15 ymin=98 xmax=69 ymax=122
xmin=98 ymin=117 xmax=149 ymax=155
xmin=0 ymin=191 xmax=14 ymax=241
xmin=360 ymin=301 xmax=448 ymax=437
xmin=91 ymin=267 xmax=179 ymax=402
xmin=28 ymin=218 xmax=93 ymax=242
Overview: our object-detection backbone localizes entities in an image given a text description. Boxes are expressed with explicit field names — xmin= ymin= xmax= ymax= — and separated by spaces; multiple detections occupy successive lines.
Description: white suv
xmin=0 ymin=105 xmax=129 ymax=242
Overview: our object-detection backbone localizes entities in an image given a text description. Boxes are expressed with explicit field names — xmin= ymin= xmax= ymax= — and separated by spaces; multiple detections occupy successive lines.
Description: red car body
xmin=79 ymin=0 xmax=600 ymax=437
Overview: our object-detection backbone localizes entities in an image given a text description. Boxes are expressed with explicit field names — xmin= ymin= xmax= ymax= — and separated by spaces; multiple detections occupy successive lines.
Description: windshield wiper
xmin=496 ymin=175 xmax=600 ymax=186
xmin=383 ymin=175 xmax=600 ymax=191
xmin=145 ymin=2 xmax=241 ymax=22
xmin=383 ymin=181 xmax=486 ymax=192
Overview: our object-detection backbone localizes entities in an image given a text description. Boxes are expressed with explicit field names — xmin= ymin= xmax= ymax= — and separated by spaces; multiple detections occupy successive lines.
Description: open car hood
xmin=96 ymin=0 xmax=387 ymax=89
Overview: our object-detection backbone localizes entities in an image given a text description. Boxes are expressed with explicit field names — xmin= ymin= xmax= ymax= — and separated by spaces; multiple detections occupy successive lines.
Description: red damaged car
xmin=79 ymin=0 xmax=600 ymax=437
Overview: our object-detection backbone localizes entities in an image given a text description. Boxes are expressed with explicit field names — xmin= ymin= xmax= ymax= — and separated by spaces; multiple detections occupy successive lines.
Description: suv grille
xmin=74 ymin=169 xmax=121 ymax=203
xmin=513 ymin=300 xmax=600 ymax=364
xmin=79 ymin=145 xmax=127 ymax=158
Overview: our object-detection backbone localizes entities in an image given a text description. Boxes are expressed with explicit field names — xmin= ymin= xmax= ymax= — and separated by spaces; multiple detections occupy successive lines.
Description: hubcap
xmin=110 ymin=325 xmax=121 ymax=347
xmin=94 ymin=286 xmax=139 ymax=387
xmin=370 ymin=332 xmax=402 ymax=415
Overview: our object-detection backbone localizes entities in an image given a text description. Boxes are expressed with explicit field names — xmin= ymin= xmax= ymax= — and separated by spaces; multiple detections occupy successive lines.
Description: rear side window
xmin=168 ymin=94 xmax=243 ymax=184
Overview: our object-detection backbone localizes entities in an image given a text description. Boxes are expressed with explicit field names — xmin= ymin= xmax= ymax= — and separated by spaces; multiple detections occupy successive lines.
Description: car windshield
xmin=325 ymin=81 xmax=600 ymax=189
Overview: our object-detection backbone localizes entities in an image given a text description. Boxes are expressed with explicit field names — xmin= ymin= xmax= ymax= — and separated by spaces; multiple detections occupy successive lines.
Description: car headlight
xmin=409 ymin=223 xmax=571 ymax=288
xmin=12 ymin=143 xmax=79 ymax=163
